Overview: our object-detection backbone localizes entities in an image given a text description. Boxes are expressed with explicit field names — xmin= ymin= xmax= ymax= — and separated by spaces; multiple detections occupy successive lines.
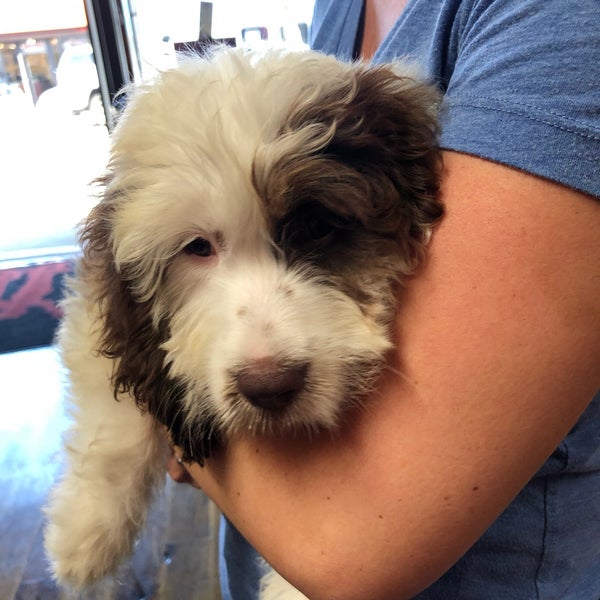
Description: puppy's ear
xmin=344 ymin=61 xmax=443 ymax=233
xmin=78 ymin=179 xmax=217 ymax=463
xmin=258 ymin=61 xmax=443 ymax=268
xmin=78 ymin=180 xmax=163 ymax=410
xmin=318 ymin=61 xmax=442 ymax=228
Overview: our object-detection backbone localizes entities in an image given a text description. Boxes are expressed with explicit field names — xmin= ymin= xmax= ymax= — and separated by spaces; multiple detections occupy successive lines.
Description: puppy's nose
xmin=236 ymin=358 xmax=308 ymax=410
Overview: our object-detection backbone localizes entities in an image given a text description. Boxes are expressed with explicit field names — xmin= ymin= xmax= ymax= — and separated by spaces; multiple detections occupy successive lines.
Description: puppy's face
xmin=80 ymin=48 xmax=442 ymax=462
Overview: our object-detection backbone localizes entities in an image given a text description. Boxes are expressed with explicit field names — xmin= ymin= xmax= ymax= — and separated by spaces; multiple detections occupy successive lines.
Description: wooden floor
xmin=0 ymin=347 xmax=222 ymax=600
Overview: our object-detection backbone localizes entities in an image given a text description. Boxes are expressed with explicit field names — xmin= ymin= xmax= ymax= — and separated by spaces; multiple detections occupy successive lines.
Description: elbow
xmin=279 ymin=545 xmax=440 ymax=600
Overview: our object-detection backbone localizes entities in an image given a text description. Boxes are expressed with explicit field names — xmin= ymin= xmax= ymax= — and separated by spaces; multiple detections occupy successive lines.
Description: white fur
xmin=45 ymin=47 xmax=439 ymax=599
xmin=164 ymin=257 xmax=390 ymax=436
xmin=45 ymin=292 xmax=168 ymax=585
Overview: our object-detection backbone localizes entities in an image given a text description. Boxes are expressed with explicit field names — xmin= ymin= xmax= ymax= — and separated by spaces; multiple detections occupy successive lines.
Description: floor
xmin=0 ymin=346 xmax=222 ymax=600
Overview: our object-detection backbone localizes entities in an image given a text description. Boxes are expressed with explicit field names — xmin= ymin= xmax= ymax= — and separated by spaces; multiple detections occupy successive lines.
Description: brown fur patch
xmin=252 ymin=63 xmax=443 ymax=322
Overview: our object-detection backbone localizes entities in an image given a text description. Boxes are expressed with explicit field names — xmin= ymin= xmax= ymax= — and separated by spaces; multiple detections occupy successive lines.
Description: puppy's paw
xmin=44 ymin=480 xmax=140 ymax=586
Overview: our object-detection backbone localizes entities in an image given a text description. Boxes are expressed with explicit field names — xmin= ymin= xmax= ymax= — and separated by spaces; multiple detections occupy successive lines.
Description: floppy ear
xmin=78 ymin=178 xmax=217 ymax=464
xmin=255 ymin=61 xmax=443 ymax=269
xmin=78 ymin=180 xmax=162 ymax=409
xmin=331 ymin=61 xmax=443 ymax=234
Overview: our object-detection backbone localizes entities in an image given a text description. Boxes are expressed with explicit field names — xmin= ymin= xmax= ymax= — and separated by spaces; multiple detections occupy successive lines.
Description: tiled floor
xmin=0 ymin=346 xmax=221 ymax=599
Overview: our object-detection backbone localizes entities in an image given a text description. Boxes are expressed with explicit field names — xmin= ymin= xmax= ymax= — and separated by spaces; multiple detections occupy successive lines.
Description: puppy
xmin=44 ymin=47 xmax=443 ymax=599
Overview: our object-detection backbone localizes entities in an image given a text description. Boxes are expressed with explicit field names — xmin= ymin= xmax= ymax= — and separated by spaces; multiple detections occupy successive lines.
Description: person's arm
xmin=179 ymin=151 xmax=600 ymax=600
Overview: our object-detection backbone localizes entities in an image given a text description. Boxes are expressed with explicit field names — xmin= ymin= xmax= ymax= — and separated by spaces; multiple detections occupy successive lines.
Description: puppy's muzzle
xmin=234 ymin=358 xmax=309 ymax=411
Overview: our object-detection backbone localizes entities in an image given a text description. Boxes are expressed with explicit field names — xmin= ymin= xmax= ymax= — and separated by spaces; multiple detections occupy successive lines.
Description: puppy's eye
xmin=306 ymin=214 xmax=335 ymax=241
xmin=183 ymin=237 xmax=214 ymax=257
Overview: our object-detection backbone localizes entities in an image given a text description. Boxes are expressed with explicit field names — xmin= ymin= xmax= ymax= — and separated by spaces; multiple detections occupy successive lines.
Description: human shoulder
xmin=377 ymin=0 xmax=600 ymax=197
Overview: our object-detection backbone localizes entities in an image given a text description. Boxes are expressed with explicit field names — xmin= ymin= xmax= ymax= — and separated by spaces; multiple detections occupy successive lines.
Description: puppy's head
xmin=79 ymin=48 xmax=442 ymax=462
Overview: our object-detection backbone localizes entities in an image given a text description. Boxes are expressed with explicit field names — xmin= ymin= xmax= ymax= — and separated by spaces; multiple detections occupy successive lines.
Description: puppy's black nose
xmin=236 ymin=358 xmax=309 ymax=410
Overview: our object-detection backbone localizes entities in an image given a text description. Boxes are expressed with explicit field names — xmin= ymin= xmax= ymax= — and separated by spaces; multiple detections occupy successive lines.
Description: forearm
xmin=192 ymin=374 xmax=597 ymax=600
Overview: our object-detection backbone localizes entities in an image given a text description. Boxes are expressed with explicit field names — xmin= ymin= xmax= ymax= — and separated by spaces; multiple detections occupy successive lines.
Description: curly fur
xmin=44 ymin=47 xmax=442 ymax=599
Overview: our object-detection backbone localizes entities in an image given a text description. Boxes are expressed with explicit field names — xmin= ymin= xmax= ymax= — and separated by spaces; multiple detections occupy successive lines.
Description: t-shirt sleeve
xmin=309 ymin=0 xmax=364 ymax=60
xmin=439 ymin=0 xmax=600 ymax=197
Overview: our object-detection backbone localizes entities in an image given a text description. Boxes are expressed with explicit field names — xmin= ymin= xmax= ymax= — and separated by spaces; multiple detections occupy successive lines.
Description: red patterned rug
xmin=0 ymin=261 xmax=74 ymax=353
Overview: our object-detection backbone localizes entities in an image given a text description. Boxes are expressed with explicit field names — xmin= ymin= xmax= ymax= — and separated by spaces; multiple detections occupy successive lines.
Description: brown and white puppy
xmin=44 ymin=47 xmax=442 ymax=599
